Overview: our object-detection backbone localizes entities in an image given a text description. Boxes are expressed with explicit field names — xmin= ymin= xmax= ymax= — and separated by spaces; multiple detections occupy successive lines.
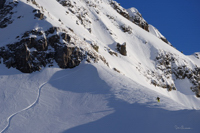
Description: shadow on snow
xmin=48 ymin=64 xmax=200 ymax=133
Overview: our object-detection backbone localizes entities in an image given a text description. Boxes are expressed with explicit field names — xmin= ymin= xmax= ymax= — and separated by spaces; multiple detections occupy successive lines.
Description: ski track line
xmin=0 ymin=68 xmax=82 ymax=133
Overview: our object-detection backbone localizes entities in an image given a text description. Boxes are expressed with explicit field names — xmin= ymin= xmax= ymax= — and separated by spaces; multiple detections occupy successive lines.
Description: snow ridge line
xmin=0 ymin=67 xmax=82 ymax=133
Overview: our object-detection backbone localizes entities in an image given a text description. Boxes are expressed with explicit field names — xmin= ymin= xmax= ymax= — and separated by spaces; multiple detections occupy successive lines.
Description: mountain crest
xmin=0 ymin=0 xmax=199 ymax=97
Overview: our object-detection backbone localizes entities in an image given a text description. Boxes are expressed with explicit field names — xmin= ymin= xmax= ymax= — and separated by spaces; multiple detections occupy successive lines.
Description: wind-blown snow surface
xmin=0 ymin=0 xmax=200 ymax=132
xmin=0 ymin=62 xmax=200 ymax=133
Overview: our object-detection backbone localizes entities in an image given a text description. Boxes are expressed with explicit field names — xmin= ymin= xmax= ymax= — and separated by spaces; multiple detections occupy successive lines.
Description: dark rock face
xmin=110 ymin=1 xmax=149 ymax=32
xmin=58 ymin=0 xmax=73 ymax=7
xmin=109 ymin=1 xmax=172 ymax=44
xmin=55 ymin=46 xmax=83 ymax=68
xmin=160 ymin=37 xmax=169 ymax=44
xmin=48 ymin=35 xmax=60 ymax=49
xmin=91 ymin=43 xmax=99 ymax=52
xmin=13 ymin=44 xmax=31 ymax=73
xmin=34 ymin=12 xmax=44 ymax=19
xmin=155 ymin=52 xmax=200 ymax=97
xmin=113 ymin=68 xmax=120 ymax=73
xmin=0 ymin=27 xmax=85 ymax=73
xmin=0 ymin=0 xmax=6 ymax=9
xmin=129 ymin=11 xmax=149 ymax=32
xmin=110 ymin=1 xmax=129 ymax=20
xmin=1 ymin=43 xmax=33 ymax=73
xmin=32 ymin=9 xmax=45 ymax=20
xmin=117 ymin=42 xmax=127 ymax=56
xmin=121 ymin=24 xmax=132 ymax=34
xmin=61 ymin=33 xmax=71 ymax=43
xmin=21 ymin=30 xmax=48 ymax=51
xmin=0 ymin=2 xmax=18 ymax=28
xmin=194 ymin=53 xmax=200 ymax=59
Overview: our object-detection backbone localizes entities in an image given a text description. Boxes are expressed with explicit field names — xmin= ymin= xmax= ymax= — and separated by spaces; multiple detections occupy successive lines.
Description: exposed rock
xmin=110 ymin=4 xmax=149 ymax=32
xmin=58 ymin=0 xmax=73 ymax=7
xmin=128 ymin=10 xmax=149 ymax=32
xmin=3 ymin=43 xmax=32 ymax=73
xmin=0 ymin=0 xmax=6 ymax=9
xmin=110 ymin=1 xmax=129 ymax=20
xmin=154 ymin=51 xmax=200 ymax=97
xmin=160 ymin=37 xmax=169 ymax=44
xmin=196 ymin=90 xmax=200 ymax=97
xmin=13 ymin=44 xmax=31 ymax=73
xmin=0 ymin=2 xmax=17 ymax=28
xmin=36 ymin=38 xmax=48 ymax=51
xmin=121 ymin=24 xmax=132 ymax=34
xmin=0 ymin=27 xmax=97 ymax=73
xmin=151 ymin=80 xmax=158 ymax=86
xmin=99 ymin=56 xmax=109 ymax=67
xmin=91 ymin=43 xmax=99 ymax=52
xmin=117 ymin=42 xmax=127 ymax=56
xmin=34 ymin=11 xmax=44 ymax=20
xmin=31 ymin=0 xmax=38 ymax=6
xmin=55 ymin=46 xmax=83 ymax=68
xmin=48 ymin=35 xmax=60 ymax=49
xmin=0 ymin=17 xmax=9 ymax=28
xmin=61 ymin=33 xmax=71 ymax=42
xmin=108 ymin=49 xmax=118 ymax=56
xmin=88 ymin=28 xmax=91 ymax=33
xmin=113 ymin=68 xmax=120 ymax=73
xmin=194 ymin=53 xmax=200 ymax=59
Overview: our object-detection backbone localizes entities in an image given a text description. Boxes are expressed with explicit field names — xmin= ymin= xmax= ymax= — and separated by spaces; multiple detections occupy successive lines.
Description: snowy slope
xmin=148 ymin=24 xmax=171 ymax=44
xmin=1 ymin=62 xmax=200 ymax=133
xmin=0 ymin=0 xmax=200 ymax=133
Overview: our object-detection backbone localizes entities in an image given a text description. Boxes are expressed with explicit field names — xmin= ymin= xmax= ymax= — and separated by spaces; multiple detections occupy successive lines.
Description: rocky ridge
xmin=0 ymin=26 xmax=102 ymax=73
xmin=0 ymin=0 xmax=108 ymax=73
xmin=0 ymin=0 xmax=199 ymax=97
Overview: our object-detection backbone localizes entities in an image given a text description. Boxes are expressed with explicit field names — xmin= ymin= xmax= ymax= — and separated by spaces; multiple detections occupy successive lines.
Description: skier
xmin=157 ymin=97 xmax=160 ymax=102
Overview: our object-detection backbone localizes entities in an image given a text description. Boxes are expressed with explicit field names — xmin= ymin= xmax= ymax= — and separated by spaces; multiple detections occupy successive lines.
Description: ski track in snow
xmin=0 ymin=82 xmax=46 ymax=133
xmin=0 ymin=68 xmax=82 ymax=133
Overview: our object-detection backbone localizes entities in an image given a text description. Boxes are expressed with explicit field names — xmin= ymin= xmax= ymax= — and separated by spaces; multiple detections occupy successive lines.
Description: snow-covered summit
xmin=0 ymin=0 xmax=200 ymax=132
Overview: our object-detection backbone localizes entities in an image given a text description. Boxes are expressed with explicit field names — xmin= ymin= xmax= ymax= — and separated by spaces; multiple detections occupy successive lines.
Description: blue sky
xmin=116 ymin=0 xmax=200 ymax=55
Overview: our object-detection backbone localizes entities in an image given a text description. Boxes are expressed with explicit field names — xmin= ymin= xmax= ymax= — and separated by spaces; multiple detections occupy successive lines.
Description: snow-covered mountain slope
xmin=148 ymin=24 xmax=171 ymax=45
xmin=0 ymin=0 xmax=200 ymax=132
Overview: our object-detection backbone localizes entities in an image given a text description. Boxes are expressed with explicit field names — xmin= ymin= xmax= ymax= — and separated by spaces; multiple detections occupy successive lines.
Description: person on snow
xmin=157 ymin=97 xmax=160 ymax=102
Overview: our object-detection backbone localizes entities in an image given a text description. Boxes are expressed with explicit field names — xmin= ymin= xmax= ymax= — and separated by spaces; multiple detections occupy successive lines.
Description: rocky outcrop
xmin=134 ymin=50 xmax=200 ymax=96
xmin=127 ymin=8 xmax=149 ymax=32
xmin=61 ymin=33 xmax=71 ymax=42
xmin=120 ymin=24 xmax=132 ymax=34
xmin=117 ymin=42 xmax=127 ymax=56
xmin=0 ymin=42 xmax=54 ymax=73
xmin=154 ymin=52 xmax=200 ymax=97
xmin=0 ymin=1 xmax=18 ymax=28
xmin=57 ymin=0 xmax=92 ymax=30
xmin=110 ymin=1 xmax=130 ymax=20
xmin=57 ymin=0 xmax=73 ymax=7
xmin=160 ymin=37 xmax=169 ymax=44
xmin=110 ymin=1 xmax=149 ymax=32
xmin=91 ymin=43 xmax=99 ymax=52
xmin=110 ymin=1 xmax=172 ymax=44
xmin=0 ymin=0 xmax=6 ymax=9
xmin=21 ymin=30 xmax=48 ymax=51
xmin=33 ymin=10 xmax=44 ymax=20
xmin=194 ymin=53 xmax=200 ymax=59
xmin=55 ymin=46 xmax=83 ymax=68
xmin=113 ymin=68 xmax=120 ymax=73
xmin=0 ymin=27 xmax=88 ymax=73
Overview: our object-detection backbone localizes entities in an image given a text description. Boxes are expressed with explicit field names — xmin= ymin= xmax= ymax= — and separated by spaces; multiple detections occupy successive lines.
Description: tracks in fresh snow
xmin=0 ymin=68 xmax=82 ymax=133
xmin=0 ymin=82 xmax=47 ymax=133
